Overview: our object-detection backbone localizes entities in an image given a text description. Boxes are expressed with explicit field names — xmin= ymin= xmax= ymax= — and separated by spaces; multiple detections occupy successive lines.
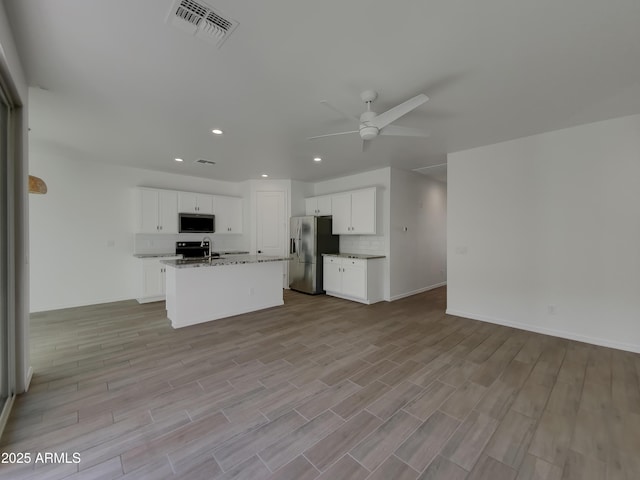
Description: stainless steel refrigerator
xmin=289 ymin=216 xmax=339 ymax=294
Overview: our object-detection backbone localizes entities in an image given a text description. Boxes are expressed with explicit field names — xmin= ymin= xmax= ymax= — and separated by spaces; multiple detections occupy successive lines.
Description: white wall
xmin=29 ymin=146 xmax=247 ymax=312
xmin=389 ymin=168 xmax=447 ymax=300
xmin=291 ymin=180 xmax=312 ymax=217
xmin=447 ymin=114 xmax=640 ymax=353
xmin=314 ymin=168 xmax=391 ymax=300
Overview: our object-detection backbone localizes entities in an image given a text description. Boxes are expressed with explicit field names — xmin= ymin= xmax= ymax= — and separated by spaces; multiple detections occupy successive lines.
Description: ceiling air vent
xmin=167 ymin=0 xmax=238 ymax=47
xmin=195 ymin=159 xmax=216 ymax=166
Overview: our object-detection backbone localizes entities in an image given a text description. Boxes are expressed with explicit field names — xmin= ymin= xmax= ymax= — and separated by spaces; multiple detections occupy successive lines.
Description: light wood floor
xmin=1 ymin=288 xmax=639 ymax=479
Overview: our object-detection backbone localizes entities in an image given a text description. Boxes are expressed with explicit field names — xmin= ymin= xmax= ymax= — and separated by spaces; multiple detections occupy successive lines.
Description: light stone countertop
xmin=133 ymin=250 xmax=249 ymax=259
xmin=161 ymin=255 xmax=290 ymax=269
xmin=321 ymin=253 xmax=386 ymax=259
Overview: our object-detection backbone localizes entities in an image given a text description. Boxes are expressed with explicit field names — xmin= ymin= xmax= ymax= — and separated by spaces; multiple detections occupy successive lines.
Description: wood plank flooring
xmin=1 ymin=287 xmax=639 ymax=479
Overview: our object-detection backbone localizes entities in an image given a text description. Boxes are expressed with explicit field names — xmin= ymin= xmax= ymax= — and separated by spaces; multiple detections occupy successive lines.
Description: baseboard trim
xmin=170 ymin=300 xmax=285 ymax=329
xmin=391 ymin=282 xmax=447 ymax=302
xmin=30 ymin=295 xmax=135 ymax=313
xmin=0 ymin=395 xmax=16 ymax=440
xmin=445 ymin=309 xmax=640 ymax=354
xmin=136 ymin=296 xmax=165 ymax=304
xmin=25 ymin=366 xmax=33 ymax=392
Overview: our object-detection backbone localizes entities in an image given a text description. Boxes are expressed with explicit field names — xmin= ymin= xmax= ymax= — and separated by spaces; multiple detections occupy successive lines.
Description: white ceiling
xmin=5 ymin=0 xmax=640 ymax=183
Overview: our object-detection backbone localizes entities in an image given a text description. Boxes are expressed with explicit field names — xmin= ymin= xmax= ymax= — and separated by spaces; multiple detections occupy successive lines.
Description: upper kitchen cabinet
xmin=305 ymin=195 xmax=332 ymax=216
xmin=331 ymin=187 xmax=377 ymax=235
xmin=178 ymin=192 xmax=214 ymax=214
xmin=137 ymin=188 xmax=178 ymax=234
xmin=213 ymin=195 xmax=243 ymax=234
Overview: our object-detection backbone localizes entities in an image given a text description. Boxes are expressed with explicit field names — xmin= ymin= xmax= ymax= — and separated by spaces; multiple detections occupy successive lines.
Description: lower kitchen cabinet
xmin=137 ymin=256 xmax=180 ymax=303
xmin=323 ymin=255 xmax=384 ymax=304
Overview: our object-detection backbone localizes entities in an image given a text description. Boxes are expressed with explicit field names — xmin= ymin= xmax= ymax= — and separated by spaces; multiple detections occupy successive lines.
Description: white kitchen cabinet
xmin=137 ymin=188 xmax=178 ymax=234
xmin=137 ymin=256 xmax=180 ymax=303
xmin=214 ymin=195 xmax=243 ymax=234
xmin=305 ymin=195 xmax=332 ymax=216
xmin=323 ymin=257 xmax=342 ymax=293
xmin=322 ymin=255 xmax=384 ymax=304
xmin=331 ymin=187 xmax=376 ymax=235
xmin=178 ymin=192 xmax=214 ymax=214
xmin=341 ymin=260 xmax=366 ymax=299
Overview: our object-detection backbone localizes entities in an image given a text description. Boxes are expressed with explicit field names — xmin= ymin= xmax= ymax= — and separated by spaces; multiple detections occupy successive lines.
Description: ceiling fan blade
xmin=320 ymin=100 xmax=359 ymax=121
xmin=369 ymin=94 xmax=429 ymax=129
xmin=307 ymin=130 xmax=359 ymax=140
xmin=362 ymin=139 xmax=372 ymax=152
xmin=380 ymin=125 xmax=430 ymax=137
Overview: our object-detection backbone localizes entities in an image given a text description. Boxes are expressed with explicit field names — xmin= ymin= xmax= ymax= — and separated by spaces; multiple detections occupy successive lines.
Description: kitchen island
xmin=162 ymin=255 xmax=290 ymax=328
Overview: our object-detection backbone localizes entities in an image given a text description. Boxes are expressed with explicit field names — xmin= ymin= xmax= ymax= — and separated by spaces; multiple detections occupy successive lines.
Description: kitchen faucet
xmin=201 ymin=236 xmax=212 ymax=258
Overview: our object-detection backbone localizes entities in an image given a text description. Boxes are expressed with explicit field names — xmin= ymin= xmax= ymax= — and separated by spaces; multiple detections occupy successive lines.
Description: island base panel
xmin=165 ymin=261 xmax=285 ymax=328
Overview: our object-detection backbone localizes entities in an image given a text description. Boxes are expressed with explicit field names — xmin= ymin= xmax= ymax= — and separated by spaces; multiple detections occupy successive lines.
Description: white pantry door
xmin=255 ymin=191 xmax=287 ymax=286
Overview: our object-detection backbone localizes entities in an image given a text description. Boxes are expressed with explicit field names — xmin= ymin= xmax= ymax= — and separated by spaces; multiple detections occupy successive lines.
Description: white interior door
xmin=256 ymin=191 xmax=286 ymax=286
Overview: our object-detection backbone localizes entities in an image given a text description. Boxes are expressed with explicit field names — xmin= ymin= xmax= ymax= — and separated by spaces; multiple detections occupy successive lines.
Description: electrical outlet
xmin=106 ymin=240 xmax=115 ymax=247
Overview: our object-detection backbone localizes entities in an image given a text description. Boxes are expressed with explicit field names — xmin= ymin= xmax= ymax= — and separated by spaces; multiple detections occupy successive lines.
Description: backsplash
xmin=134 ymin=233 xmax=246 ymax=255
xmin=339 ymin=235 xmax=385 ymax=255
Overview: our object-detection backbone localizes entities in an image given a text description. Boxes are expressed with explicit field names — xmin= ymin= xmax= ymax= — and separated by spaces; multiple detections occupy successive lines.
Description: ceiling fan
xmin=308 ymin=90 xmax=430 ymax=150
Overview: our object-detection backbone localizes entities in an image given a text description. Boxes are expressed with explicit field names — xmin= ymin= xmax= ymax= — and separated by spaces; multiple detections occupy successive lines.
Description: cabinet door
xmin=305 ymin=198 xmax=317 ymax=215
xmin=158 ymin=190 xmax=178 ymax=233
xmin=226 ymin=197 xmax=243 ymax=233
xmin=331 ymin=193 xmax=351 ymax=234
xmin=179 ymin=192 xmax=213 ymax=214
xmin=142 ymin=259 xmax=163 ymax=297
xmin=341 ymin=261 xmax=367 ymax=299
xmin=196 ymin=194 xmax=214 ymax=214
xmin=350 ymin=188 xmax=376 ymax=234
xmin=316 ymin=195 xmax=332 ymax=215
xmin=139 ymin=189 xmax=160 ymax=233
xmin=212 ymin=195 xmax=226 ymax=231
xmin=215 ymin=195 xmax=243 ymax=233
xmin=323 ymin=257 xmax=342 ymax=292
xmin=178 ymin=192 xmax=198 ymax=213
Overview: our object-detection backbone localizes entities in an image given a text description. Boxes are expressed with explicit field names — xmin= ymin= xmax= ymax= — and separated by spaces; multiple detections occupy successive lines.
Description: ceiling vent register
xmin=195 ymin=159 xmax=217 ymax=166
xmin=167 ymin=0 xmax=238 ymax=47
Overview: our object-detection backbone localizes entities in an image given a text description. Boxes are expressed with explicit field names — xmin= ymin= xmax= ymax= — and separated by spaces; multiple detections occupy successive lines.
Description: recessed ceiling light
xmin=175 ymin=158 xmax=183 ymax=162
xmin=211 ymin=129 xmax=223 ymax=135
xmin=313 ymin=157 xmax=322 ymax=162
xmin=261 ymin=174 xmax=268 ymax=178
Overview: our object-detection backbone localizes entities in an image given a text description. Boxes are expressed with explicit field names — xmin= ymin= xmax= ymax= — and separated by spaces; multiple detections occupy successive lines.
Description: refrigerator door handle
xmin=290 ymin=237 xmax=295 ymax=254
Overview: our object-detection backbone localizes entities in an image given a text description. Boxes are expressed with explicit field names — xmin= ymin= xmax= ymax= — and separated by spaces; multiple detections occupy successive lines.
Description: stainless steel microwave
xmin=178 ymin=213 xmax=215 ymax=233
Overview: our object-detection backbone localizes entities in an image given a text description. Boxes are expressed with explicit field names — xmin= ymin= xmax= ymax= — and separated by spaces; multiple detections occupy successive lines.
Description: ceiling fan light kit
xmin=309 ymin=90 xmax=430 ymax=145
